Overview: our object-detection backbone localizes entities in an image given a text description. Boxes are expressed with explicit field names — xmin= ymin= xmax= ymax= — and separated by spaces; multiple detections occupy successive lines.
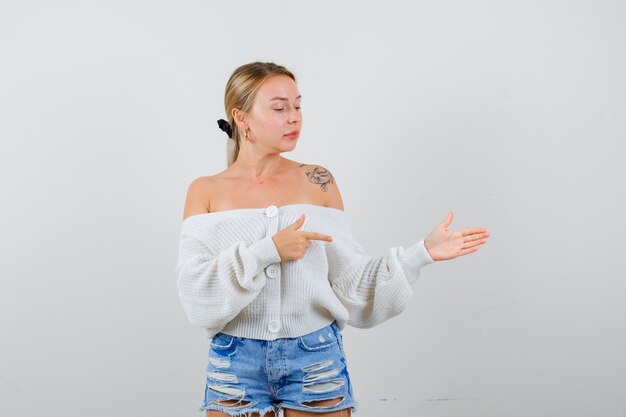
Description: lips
xmin=285 ymin=131 xmax=300 ymax=139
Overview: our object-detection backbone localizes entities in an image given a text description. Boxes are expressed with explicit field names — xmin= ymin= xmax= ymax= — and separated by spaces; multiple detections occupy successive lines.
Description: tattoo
xmin=305 ymin=166 xmax=335 ymax=192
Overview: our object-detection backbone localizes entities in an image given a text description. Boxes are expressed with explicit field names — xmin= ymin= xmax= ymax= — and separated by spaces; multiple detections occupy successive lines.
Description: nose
xmin=288 ymin=107 xmax=301 ymax=123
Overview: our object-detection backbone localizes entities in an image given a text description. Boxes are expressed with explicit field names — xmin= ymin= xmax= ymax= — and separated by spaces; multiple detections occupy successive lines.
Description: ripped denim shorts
xmin=200 ymin=321 xmax=358 ymax=416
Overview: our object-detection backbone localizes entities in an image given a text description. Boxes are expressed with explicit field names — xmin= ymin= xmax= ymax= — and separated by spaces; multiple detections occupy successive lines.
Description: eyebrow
xmin=269 ymin=95 xmax=302 ymax=101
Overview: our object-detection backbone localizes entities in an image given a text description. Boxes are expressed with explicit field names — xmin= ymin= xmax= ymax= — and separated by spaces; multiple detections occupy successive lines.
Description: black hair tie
xmin=217 ymin=119 xmax=233 ymax=138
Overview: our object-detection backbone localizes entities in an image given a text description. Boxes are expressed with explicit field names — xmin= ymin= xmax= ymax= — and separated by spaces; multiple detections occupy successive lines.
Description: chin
xmin=280 ymin=142 xmax=298 ymax=152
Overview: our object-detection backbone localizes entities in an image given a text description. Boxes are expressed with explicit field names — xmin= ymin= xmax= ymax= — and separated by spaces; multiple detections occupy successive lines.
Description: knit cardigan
xmin=175 ymin=203 xmax=435 ymax=340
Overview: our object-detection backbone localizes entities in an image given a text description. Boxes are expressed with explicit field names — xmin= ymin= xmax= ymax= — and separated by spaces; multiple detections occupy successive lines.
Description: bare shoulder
xmin=299 ymin=163 xmax=344 ymax=211
xmin=182 ymin=176 xmax=215 ymax=220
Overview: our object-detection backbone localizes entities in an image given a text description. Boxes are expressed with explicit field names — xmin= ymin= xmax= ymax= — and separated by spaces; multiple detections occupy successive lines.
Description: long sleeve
xmin=326 ymin=224 xmax=435 ymax=329
xmin=175 ymin=229 xmax=282 ymax=331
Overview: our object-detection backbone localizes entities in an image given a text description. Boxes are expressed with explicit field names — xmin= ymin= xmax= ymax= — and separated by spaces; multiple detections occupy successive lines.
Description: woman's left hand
xmin=424 ymin=211 xmax=490 ymax=261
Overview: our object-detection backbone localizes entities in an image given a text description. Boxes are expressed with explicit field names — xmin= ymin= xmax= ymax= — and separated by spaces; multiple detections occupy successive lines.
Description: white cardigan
xmin=175 ymin=203 xmax=434 ymax=340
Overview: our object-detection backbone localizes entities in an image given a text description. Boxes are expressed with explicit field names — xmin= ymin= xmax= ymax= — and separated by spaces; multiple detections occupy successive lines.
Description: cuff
xmin=398 ymin=239 xmax=435 ymax=283
xmin=248 ymin=235 xmax=282 ymax=268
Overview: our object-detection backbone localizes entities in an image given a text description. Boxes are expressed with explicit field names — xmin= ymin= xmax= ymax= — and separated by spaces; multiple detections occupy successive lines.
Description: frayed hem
xmin=280 ymin=404 xmax=358 ymax=415
xmin=199 ymin=403 xmax=276 ymax=417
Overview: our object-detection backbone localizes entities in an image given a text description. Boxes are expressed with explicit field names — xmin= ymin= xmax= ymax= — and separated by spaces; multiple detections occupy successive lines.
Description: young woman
xmin=176 ymin=62 xmax=490 ymax=417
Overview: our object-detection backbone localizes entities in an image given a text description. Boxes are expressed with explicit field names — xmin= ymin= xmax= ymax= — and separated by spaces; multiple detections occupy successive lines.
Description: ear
xmin=231 ymin=108 xmax=247 ymax=130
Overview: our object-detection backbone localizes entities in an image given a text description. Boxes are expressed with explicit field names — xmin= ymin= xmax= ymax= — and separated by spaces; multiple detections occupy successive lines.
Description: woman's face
xmin=242 ymin=75 xmax=302 ymax=150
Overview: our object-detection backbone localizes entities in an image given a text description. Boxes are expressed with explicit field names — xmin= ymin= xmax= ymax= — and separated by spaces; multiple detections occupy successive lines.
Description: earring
xmin=244 ymin=129 xmax=249 ymax=141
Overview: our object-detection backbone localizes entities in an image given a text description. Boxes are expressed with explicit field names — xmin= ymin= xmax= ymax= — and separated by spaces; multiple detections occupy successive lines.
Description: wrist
xmin=424 ymin=239 xmax=437 ymax=261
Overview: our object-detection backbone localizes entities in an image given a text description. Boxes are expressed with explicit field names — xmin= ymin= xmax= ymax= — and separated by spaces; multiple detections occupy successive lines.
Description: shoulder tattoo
xmin=302 ymin=165 xmax=335 ymax=192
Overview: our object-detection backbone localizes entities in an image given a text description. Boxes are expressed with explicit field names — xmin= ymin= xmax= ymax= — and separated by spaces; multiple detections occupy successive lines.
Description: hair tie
xmin=217 ymin=119 xmax=233 ymax=138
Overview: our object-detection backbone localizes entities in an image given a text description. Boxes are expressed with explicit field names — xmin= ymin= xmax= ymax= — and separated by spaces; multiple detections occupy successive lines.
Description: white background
xmin=1 ymin=1 xmax=625 ymax=416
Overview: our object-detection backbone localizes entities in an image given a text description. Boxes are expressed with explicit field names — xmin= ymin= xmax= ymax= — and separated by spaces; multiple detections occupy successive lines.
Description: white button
xmin=268 ymin=320 xmax=281 ymax=333
xmin=265 ymin=264 xmax=280 ymax=278
xmin=265 ymin=205 xmax=278 ymax=217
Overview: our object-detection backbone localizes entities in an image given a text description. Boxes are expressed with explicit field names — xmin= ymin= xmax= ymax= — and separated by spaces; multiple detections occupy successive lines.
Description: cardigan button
xmin=265 ymin=264 xmax=280 ymax=278
xmin=268 ymin=320 xmax=281 ymax=333
xmin=265 ymin=205 xmax=278 ymax=217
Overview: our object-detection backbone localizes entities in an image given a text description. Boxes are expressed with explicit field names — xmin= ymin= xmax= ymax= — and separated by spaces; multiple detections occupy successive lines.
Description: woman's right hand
xmin=272 ymin=214 xmax=333 ymax=261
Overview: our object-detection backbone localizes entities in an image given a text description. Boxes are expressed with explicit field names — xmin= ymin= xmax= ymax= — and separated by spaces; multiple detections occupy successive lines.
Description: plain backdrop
xmin=1 ymin=1 xmax=625 ymax=416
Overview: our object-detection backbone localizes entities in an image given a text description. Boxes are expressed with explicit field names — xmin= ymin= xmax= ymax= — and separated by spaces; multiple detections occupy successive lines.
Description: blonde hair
xmin=223 ymin=62 xmax=296 ymax=167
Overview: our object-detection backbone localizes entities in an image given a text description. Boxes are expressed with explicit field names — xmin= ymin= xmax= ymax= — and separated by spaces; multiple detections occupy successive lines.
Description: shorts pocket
xmin=298 ymin=325 xmax=339 ymax=351
xmin=210 ymin=333 xmax=235 ymax=350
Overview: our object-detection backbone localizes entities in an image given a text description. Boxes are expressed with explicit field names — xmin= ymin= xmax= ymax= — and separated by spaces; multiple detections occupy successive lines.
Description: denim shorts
xmin=200 ymin=321 xmax=358 ymax=416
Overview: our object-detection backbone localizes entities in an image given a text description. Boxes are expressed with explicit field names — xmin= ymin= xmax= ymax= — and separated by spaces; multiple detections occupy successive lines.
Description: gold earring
xmin=244 ymin=129 xmax=249 ymax=141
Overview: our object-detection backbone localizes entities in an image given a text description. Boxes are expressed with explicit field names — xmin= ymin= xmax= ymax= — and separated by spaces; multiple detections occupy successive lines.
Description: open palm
xmin=424 ymin=211 xmax=490 ymax=261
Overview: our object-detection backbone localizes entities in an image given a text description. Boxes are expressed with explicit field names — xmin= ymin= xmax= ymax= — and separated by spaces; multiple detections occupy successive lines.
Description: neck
xmin=230 ymin=152 xmax=285 ymax=179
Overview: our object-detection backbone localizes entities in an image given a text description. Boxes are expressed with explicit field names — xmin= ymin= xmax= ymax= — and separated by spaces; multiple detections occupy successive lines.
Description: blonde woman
xmin=176 ymin=62 xmax=490 ymax=417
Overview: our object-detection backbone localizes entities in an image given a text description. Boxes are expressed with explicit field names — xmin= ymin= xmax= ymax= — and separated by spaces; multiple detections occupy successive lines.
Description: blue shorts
xmin=200 ymin=321 xmax=358 ymax=416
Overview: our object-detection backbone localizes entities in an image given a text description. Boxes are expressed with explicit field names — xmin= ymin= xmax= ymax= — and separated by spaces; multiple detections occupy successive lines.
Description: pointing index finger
xmin=302 ymin=231 xmax=333 ymax=241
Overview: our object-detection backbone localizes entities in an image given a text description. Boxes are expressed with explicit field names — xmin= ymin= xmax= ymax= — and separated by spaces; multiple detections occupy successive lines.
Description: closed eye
xmin=273 ymin=106 xmax=301 ymax=111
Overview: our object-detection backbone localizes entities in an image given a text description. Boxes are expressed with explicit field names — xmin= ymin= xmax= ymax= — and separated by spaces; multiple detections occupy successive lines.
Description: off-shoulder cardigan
xmin=175 ymin=203 xmax=435 ymax=340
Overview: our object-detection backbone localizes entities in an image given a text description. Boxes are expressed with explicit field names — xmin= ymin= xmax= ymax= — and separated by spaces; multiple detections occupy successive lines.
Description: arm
xmin=319 ymin=171 xmax=434 ymax=327
xmin=320 ymin=168 xmax=488 ymax=328
xmin=329 ymin=211 xmax=490 ymax=328
xmin=175 ymin=231 xmax=281 ymax=329
xmin=327 ymin=223 xmax=434 ymax=329
xmin=175 ymin=177 xmax=281 ymax=329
